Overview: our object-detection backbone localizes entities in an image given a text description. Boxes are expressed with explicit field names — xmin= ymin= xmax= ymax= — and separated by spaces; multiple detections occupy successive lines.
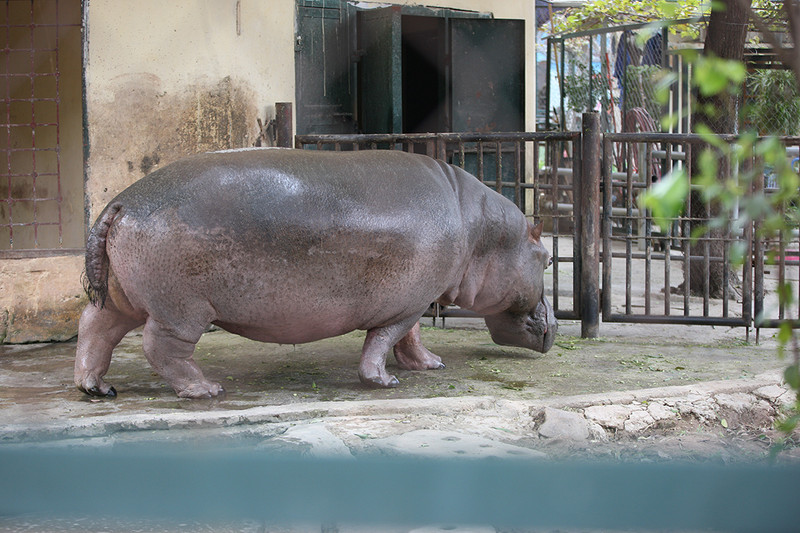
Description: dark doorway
xmin=401 ymin=16 xmax=447 ymax=133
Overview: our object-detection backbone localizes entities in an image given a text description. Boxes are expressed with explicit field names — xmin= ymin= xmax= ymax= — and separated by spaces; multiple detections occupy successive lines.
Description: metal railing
xmin=601 ymin=130 xmax=800 ymax=339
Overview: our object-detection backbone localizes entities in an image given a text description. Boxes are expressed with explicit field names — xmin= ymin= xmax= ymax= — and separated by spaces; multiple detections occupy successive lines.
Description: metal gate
xmin=600 ymin=129 xmax=800 ymax=340
xmin=601 ymin=132 xmax=754 ymax=329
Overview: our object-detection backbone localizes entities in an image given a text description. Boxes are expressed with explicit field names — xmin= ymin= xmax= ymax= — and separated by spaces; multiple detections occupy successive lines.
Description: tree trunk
xmin=688 ymin=0 xmax=752 ymax=298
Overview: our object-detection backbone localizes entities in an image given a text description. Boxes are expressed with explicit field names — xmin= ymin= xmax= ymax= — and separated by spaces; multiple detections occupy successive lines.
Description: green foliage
xmin=638 ymin=169 xmax=689 ymax=228
xmin=548 ymin=0 xmax=707 ymax=37
xmin=743 ymin=69 xmax=800 ymax=135
xmin=563 ymin=62 xmax=609 ymax=113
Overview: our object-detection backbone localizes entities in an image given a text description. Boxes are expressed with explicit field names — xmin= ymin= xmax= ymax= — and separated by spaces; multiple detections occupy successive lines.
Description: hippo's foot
xmin=176 ymin=381 xmax=225 ymax=399
xmin=358 ymin=369 xmax=400 ymax=388
xmin=393 ymin=321 xmax=446 ymax=371
xmin=358 ymin=368 xmax=400 ymax=388
xmin=76 ymin=379 xmax=117 ymax=398
xmin=394 ymin=343 xmax=445 ymax=371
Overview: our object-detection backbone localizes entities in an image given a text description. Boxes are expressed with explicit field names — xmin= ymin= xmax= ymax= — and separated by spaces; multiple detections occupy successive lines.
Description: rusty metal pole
xmin=580 ymin=112 xmax=601 ymax=338
xmin=275 ymin=102 xmax=293 ymax=148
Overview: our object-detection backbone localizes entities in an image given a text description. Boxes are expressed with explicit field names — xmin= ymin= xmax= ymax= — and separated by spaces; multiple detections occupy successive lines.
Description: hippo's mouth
xmin=484 ymin=295 xmax=557 ymax=353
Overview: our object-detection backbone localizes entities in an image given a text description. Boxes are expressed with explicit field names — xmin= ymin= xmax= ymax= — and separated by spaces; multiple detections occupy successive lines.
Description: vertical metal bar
xmin=722 ymin=152 xmax=730 ymax=316
xmin=572 ymin=135 xmax=581 ymax=318
xmin=4 ymin=0 xmax=12 ymax=248
xmin=779 ymin=211 xmax=786 ymax=320
xmin=602 ymin=135 xmax=613 ymax=321
xmin=29 ymin=0 xmax=38 ymax=247
xmin=514 ymin=141 xmax=521 ymax=208
xmin=742 ymin=153 xmax=753 ymax=329
xmin=545 ymin=37 xmax=552 ymax=132
xmin=54 ymin=0 xmax=63 ymax=247
xmin=753 ymin=153 xmax=764 ymax=332
xmin=684 ymin=143 xmax=692 ymax=316
xmin=495 ymin=141 xmax=502 ymax=194
xmin=533 ymin=141 xmax=540 ymax=217
xmin=458 ymin=139 xmax=465 ymax=168
xmin=551 ymin=141 xmax=560 ymax=313
xmin=477 ymin=141 xmax=484 ymax=182
xmin=626 ymin=141 xmax=634 ymax=315
xmin=664 ymin=142 xmax=672 ymax=315
xmin=560 ymin=40 xmax=566 ymax=132
xmin=703 ymin=189 xmax=711 ymax=317
xmin=580 ymin=113 xmax=601 ymax=338
xmin=588 ymin=36 xmax=593 ymax=113
xmin=644 ymin=142 xmax=652 ymax=315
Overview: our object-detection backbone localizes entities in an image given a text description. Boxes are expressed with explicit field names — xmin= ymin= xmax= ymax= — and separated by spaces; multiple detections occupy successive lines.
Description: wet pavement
xmin=0 ymin=318 xmax=791 ymax=446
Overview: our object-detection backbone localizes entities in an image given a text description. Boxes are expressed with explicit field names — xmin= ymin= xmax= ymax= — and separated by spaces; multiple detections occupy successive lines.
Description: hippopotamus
xmin=75 ymin=148 xmax=556 ymax=398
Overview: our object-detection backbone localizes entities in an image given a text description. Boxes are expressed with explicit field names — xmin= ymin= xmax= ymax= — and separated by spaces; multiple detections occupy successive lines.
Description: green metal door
xmin=450 ymin=18 xmax=525 ymax=203
xmin=357 ymin=7 xmax=402 ymax=134
xmin=450 ymin=18 xmax=524 ymax=132
xmin=295 ymin=0 xmax=356 ymax=135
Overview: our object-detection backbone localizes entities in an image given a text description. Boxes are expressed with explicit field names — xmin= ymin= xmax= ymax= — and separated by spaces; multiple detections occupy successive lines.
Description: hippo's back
xmin=102 ymin=149 xmax=470 ymax=342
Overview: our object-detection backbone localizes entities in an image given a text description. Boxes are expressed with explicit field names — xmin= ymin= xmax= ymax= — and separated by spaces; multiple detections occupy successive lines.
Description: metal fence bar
xmin=580 ymin=113 xmax=601 ymax=337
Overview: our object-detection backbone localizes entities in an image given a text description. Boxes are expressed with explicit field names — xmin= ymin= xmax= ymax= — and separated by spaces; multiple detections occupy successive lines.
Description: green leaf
xmin=638 ymin=169 xmax=689 ymax=228
xmin=694 ymin=55 xmax=746 ymax=96
xmin=784 ymin=363 xmax=800 ymax=390
xmin=729 ymin=241 xmax=747 ymax=268
xmin=777 ymin=321 xmax=793 ymax=347
xmin=776 ymin=414 xmax=799 ymax=434
xmin=720 ymin=418 xmax=728 ymax=428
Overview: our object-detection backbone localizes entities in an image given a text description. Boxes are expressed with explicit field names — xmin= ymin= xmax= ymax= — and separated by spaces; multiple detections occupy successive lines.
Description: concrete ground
xmin=0 ymin=318 xmax=796 ymax=455
xmin=1 ymin=318 xmax=798 ymax=533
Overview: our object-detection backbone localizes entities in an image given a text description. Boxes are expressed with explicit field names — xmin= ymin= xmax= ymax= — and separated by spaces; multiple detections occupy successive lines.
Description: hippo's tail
xmin=83 ymin=202 xmax=123 ymax=308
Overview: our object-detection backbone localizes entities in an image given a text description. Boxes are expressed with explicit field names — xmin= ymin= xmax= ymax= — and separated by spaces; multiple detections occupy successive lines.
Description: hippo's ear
xmin=528 ymin=220 xmax=544 ymax=243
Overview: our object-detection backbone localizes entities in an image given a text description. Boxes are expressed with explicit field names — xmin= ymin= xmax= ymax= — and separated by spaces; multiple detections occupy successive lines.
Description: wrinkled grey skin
xmin=76 ymin=149 xmax=556 ymax=398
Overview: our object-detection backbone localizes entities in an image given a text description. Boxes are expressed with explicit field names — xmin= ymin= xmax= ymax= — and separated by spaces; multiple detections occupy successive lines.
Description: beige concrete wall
xmin=0 ymin=256 xmax=85 ymax=343
xmin=84 ymin=0 xmax=296 ymax=220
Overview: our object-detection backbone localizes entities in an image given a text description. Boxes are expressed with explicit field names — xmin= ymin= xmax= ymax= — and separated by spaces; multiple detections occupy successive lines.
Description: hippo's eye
xmin=547 ymin=256 xmax=553 ymax=268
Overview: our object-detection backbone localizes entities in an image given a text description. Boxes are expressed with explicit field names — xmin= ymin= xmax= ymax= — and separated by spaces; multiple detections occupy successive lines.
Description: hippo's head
xmin=483 ymin=221 xmax=557 ymax=353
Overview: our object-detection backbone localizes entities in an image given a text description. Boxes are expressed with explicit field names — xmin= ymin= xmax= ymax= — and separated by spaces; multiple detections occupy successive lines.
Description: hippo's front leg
xmin=359 ymin=316 xmax=424 ymax=388
xmin=393 ymin=322 xmax=445 ymax=371
xmin=142 ymin=318 xmax=224 ymax=399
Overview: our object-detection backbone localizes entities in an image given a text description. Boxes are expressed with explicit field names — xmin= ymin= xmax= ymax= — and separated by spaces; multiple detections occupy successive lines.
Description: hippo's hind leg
xmin=75 ymin=303 xmax=144 ymax=397
xmin=141 ymin=317 xmax=223 ymax=399
xmin=360 ymin=316 xmax=428 ymax=388
xmin=393 ymin=321 xmax=445 ymax=371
